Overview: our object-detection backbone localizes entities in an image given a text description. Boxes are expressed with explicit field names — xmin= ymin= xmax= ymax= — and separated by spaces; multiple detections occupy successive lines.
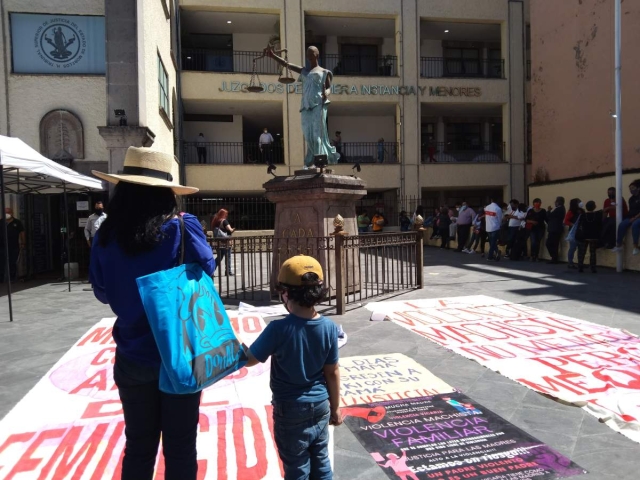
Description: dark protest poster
xmin=342 ymin=393 xmax=586 ymax=480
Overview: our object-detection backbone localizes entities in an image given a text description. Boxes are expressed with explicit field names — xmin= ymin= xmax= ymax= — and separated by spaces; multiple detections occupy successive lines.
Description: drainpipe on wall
xmin=175 ymin=0 xmax=186 ymax=186
xmin=399 ymin=1 xmax=405 ymax=202
xmin=1 ymin=0 xmax=11 ymax=136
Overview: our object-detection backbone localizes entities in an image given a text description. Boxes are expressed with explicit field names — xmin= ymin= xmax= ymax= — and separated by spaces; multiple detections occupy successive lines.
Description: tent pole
xmin=63 ymin=181 xmax=71 ymax=293
xmin=0 ymin=166 xmax=14 ymax=322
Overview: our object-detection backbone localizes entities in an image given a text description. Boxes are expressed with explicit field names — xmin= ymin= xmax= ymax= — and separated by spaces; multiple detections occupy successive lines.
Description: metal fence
xmin=421 ymin=142 xmax=505 ymax=163
xmin=182 ymin=49 xmax=280 ymax=74
xmin=207 ymin=233 xmax=423 ymax=312
xmin=420 ymin=57 xmax=504 ymax=79
xmin=182 ymin=197 xmax=276 ymax=231
xmin=324 ymin=54 xmax=397 ymax=77
xmin=184 ymin=142 xmax=285 ymax=165
xmin=338 ymin=142 xmax=399 ymax=164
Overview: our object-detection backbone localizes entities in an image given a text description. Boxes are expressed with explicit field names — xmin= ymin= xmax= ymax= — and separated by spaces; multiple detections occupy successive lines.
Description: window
xmin=443 ymin=48 xmax=480 ymax=77
xmin=446 ymin=124 xmax=481 ymax=150
xmin=340 ymin=44 xmax=378 ymax=75
xmin=158 ymin=55 xmax=169 ymax=116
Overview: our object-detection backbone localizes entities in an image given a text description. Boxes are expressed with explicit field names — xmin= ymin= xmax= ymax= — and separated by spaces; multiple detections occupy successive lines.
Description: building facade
xmin=180 ymin=0 xmax=529 ymax=215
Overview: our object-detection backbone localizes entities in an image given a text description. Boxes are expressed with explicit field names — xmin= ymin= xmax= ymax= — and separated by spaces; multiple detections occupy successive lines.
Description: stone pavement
xmin=1 ymin=248 xmax=639 ymax=479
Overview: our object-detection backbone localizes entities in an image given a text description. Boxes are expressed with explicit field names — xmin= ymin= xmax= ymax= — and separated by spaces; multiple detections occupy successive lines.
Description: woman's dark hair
xmin=415 ymin=205 xmax=424 ymax=216
xmin=439 ymin=206 xmax=448 ymax=214
xmin=533 ymin=198 xmax=541 ymax=204
xmin=585 ymin=200 xmax=597 ymax=212
xmin=98 ymin=182 xmax=179 ymax=255
xmin=279 ymin=273 xmax=328 ymax=308
xmin=569 ymin=198 xmax=581 ymax=214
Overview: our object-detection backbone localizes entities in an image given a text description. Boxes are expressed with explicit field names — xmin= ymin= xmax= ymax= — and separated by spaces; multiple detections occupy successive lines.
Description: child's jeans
xmin=273 ymin=399 xmax=332 ymax=480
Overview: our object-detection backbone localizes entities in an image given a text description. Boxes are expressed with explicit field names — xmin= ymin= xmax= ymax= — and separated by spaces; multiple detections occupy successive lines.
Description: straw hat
xmin=92 ymin=146 xmax=198 ymax=195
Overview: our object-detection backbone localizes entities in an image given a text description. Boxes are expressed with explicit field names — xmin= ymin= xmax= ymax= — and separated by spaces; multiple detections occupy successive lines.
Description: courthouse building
xmin=0 ymin=0 xmax=530 ymax=274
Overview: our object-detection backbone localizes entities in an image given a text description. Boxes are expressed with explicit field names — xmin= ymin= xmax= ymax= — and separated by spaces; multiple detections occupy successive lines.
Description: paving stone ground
xmin=1 ymin=247 xmax=639 ymax=479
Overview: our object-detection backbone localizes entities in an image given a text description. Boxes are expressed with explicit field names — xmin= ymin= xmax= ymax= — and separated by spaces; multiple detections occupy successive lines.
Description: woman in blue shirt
xmin=91 ymin=147 xmax=215 ymax=480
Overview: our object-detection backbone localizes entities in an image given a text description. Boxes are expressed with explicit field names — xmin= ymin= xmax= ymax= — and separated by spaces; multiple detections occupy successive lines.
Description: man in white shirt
xmin=85 ymin=201 xmax=107 ymax=247
xmin=484 ymin=198 xmax=503 ymax=261
xmin=259 ymin=127 xmax=274 ymax=163
xmin=505 ymin=199 xmax=525 ymax=257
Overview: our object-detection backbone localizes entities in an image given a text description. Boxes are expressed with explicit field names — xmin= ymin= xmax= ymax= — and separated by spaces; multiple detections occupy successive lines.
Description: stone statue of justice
xmin=248 ymin=44 xmax=340 ymax=168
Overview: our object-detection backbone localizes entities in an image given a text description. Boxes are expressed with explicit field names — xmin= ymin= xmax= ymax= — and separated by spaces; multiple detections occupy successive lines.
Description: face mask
xmin=5 ymin=214 xmax=11 ymax=220
xmin=609 ymin=193 xmax=615 ymax=199
xmin=578 ymin=202 xmax=585 ymax=209
xmin=533 ymin=203 xmax=541 ymax=208
xmin=631 ymin=188 xmax=638 ymax=195
xmin=95 ymin=208 xmax=104 ymax=215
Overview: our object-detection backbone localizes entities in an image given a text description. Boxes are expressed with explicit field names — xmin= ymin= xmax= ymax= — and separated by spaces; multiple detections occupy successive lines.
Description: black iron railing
xmin=323 ymin=54 xmax=397 ymax=77
xmin=421 ymin=142 xmax=505 ymax=163
xmin=336 ymin=142 xmax=399 ymax=164
xmin=420 ymin=57 xmax=505 ymax=79
xmin=526 ymin=60 xmax=531 ymax=80
xmin=183 ymin=142 xmax=285 ymax=165
xmin=181 ymin=49 xmax=280 ymax=74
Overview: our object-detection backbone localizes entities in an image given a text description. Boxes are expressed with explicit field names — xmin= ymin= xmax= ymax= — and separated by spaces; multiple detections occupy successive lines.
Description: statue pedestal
xmin=264 ymin=169 xmax=367 ymax=295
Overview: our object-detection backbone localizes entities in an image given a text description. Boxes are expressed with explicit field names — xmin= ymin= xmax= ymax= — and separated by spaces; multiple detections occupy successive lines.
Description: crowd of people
xmin=419 ymin=179 xmax=640 ymax=273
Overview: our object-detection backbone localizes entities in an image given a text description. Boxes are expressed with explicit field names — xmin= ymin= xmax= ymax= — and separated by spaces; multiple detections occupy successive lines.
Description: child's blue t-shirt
xmin=249 ymin=313 xmax=339 ymax=403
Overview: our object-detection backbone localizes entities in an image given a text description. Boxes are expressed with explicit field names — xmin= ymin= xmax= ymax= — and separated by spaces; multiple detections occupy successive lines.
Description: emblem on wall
xmin=34 ymin=19 xmax=86 ymax=67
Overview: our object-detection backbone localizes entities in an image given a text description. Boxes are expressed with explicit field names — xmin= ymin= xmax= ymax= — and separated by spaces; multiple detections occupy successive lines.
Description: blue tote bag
xmin=136 ymin=216 xmax=246 ymax=394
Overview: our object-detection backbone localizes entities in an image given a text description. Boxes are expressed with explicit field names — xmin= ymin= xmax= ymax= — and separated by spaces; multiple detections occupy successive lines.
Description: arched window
xmin=39 ymin=110 xmax=84 ymax=165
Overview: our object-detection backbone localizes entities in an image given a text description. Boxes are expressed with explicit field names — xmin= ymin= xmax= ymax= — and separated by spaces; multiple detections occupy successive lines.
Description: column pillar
xmin=97 ymin=127 xmax=155 ymax=189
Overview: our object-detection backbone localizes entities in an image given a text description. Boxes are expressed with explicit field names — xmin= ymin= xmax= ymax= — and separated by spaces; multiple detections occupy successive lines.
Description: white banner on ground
xmin=0 ymin=314 xmax=285 ymax=479
xmin=366 ymin=295 xmax=640 ymax=443
xmin=339 ymin=353 xmax=455 ymax=407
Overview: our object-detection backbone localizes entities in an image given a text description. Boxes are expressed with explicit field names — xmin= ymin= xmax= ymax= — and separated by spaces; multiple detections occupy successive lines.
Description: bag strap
xmin=178 ymin=213 xmax=185 ymax=266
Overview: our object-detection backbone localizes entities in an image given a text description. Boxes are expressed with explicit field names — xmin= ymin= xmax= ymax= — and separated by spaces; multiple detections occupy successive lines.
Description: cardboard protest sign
xmin=0 ymin=314 xmax=284 ymax=479
xmin=366 ymin=295 xmax=640 ymax=443
xmin=340 ymin=354 xmax=455 ymax=407
xmin=344 ymin=393 xmax=586 ymax=480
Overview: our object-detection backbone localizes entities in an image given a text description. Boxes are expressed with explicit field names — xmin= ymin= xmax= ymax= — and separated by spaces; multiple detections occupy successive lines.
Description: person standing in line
xmin=333 ymin=131 xmax=343 ymax=162
xmin=602 ymin=187 xmax=628 ymax=249
xmin=577 ymin=201 xmax=603 ymax=273
xmin=371 ymin=210 xmax=386 ymax=233
xmin=466 ymin=208 xmax=486 ymax=255
xmin=399 ymin=210 xmax=411 ymax=232
xmin=89 ymin=147 xmax=214 ymax=480
xmin=437 ymin=206 xmax=452 ymax=249
xmin=525 ymin=198 xmax=547 ymax=262
xmin=455 ymin=202 xmax=475 ymax=252
xmin=0 ymin=207 xmax=25 ymax=282
xmin=211 ymin=208 xmax=235 ymax=276
xmin=545 ymin=197 xmax=566 ymax=264
xmin=611 ymin=179 xmax=640 ymax=255
xmin=484 ymin=198 xmax=503 ymax=261
xmin=564 ymin=198 xmax=583 ymax=268
xmin=411 ymin=205 xmax=425 ymax=228
xmin=240 ymin=255 xmax=343 ymax=480
xmin=196 ymin=133 xmax=207 ymax=164
xmin=429 ymin=208 xmax=441 ymax=240
xmin=357 ymin=210 xmax=370 ymax=234
xmin=259 ymin=127 xmax=275 ymax=164
xmin=504 ymin=199 xmax=524 ymax=258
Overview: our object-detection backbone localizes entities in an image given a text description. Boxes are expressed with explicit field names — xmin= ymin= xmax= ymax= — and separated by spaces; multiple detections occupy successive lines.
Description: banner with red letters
xmin=0 ymin=314 xmax=284 ymax=480
xmin=366 ymin=295 xmax=640 ymax=443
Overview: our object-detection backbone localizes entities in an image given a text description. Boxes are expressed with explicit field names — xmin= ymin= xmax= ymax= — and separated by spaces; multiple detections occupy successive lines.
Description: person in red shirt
xmin=602 ymin=187 xmax=628 ymax=249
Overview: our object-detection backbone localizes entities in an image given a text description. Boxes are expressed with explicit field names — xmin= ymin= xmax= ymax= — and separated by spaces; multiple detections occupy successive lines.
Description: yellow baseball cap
xmin=278 ymin=255 xmax=324 ymax=286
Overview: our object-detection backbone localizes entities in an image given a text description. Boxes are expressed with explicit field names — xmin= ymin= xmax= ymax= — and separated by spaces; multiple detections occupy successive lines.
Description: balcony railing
xmin=182 ymin=49 xmax=280 ymax=74
xmin=184 ymin=142 xmax=285 ymax=165
xmin=420 ymin=57 xmax=505 ymax=79
xmin=336 ymin=142 xmax=399 ymax=164
xmin=421 ymin=142 xmax=505 ymax=163
xmin=323 ymin=54 xmax=397 ymax=77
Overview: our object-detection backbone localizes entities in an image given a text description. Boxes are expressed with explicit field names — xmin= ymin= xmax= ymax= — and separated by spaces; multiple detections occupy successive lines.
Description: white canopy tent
xmin=0 ymin=135 xmax=104 ymax=322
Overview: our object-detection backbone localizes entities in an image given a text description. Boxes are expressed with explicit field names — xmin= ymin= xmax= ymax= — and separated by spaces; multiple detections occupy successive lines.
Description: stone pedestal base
xmin=98 ymin=126 xmax=155 ymax=190
xmin=264 ymin=169 xmax=367 ymax=294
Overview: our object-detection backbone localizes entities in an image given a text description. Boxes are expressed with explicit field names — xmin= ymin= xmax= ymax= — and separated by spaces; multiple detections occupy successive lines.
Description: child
xmin=576 ymin=200 xmax=603 ymax=273
xmin=242 ymin=255 xmax=342 ymax=479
